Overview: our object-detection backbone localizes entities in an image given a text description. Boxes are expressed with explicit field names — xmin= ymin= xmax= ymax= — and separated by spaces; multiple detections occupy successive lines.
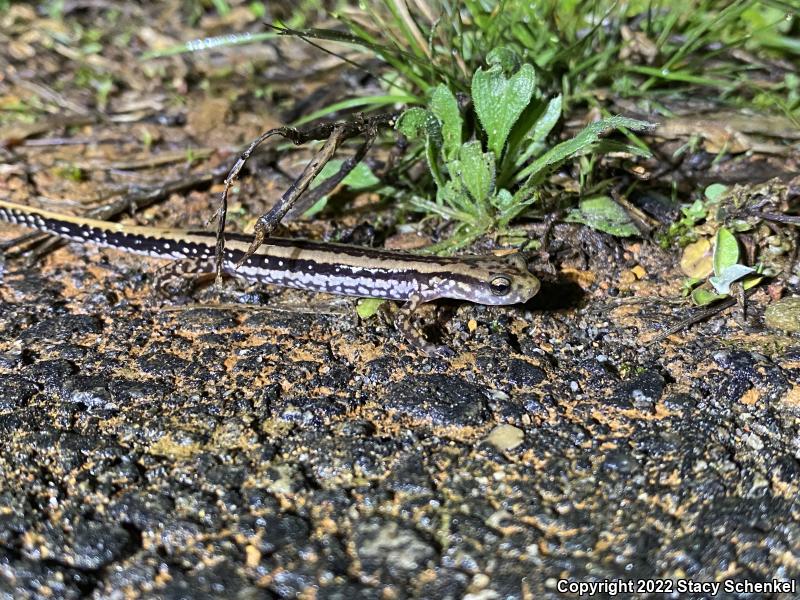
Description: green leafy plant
xmin=150 ymin=1 xmax=795 ymax=254
xmin=660 ymin=182 xmax=731 ymax=248
xmin=395 ymin=48 xmax=651 ymax=249
xmin=674 ymin=183 xmax=766 ymax=304
xmin=282 ymin=1 xmax=797 ymax=121
xmin=687 ymin=226 xmax=763 ymax=306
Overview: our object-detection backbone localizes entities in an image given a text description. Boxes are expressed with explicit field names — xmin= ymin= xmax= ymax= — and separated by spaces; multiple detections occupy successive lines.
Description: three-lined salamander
xmin=0 ymin=199 xmax=540 ymax=354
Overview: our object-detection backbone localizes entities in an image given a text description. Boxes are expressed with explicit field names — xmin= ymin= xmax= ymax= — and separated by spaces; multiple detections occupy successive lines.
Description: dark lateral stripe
xmin=0 ymin=199 xmax=481 ymax=266
xmin=187 ymin=229 xmax=487 ymax=265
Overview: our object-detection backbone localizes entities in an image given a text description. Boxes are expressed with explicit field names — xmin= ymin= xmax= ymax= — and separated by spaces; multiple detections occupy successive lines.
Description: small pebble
xmin=485 ymin=424 xmax=524 ymax=451
xmin=765 ymin=297 xmax=800 ymax=332
xmin=745 ymin=432 xmax=764 ymax=451
xmin=619 ymin=270 xmax=637 ymax=285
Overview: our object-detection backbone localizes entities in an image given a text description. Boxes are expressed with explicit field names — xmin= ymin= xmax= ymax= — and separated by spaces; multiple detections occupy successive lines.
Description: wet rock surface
xmin=1 ymin=239 xmax=799 ymax=600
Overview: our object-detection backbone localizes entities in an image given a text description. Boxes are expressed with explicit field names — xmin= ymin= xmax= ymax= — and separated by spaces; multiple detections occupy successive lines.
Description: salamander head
xmin=429 ymin=252 xmax=540 ymax=306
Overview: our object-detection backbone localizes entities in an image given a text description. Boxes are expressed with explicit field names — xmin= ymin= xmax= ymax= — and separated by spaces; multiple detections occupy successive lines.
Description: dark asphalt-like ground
xmin=1 ymin=4 xmax=799 ymax=597
xmin=1 ymin=234 xmax=799 ymax=599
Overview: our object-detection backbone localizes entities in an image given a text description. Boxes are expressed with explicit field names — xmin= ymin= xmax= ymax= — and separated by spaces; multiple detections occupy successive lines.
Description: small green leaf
xmin=305 ymin=160 xmax=381 ymax=217
xmin=713 ymin=227 xmax=739 ymax=277
xmin=356 ymin=298 xmax=385 ymax=319
xmin=490 ymin=188 xmax=514 ymax=212
xmin=681 ymin=277 xmax=704 ymax=296
xmin=344 ymin=163 xmax=379 ymax=189
xmin=430 ymin=85 xmax=463 ymax=161
xmin=742 ymin=274 xmax=763 ymax=290
xmin=396 ymin=107 xmax=439 ymax=143
xmin=302 ymin=197 xmax=326 ymax=217
xmin=485 ymin=47 xmax=522 ymax=73
xmin=529 ymin=95 xmax=562 ymax=143
xmin=565 ymin=196 xmax=639 ymax=237
xmin=472 ymin=59 xmax=536 ymax=158
xmin=312 ymin=160 xmax=380 ymax=191
xmin=501 ymin=95 xmax=559 ymax=184
xmin=692 ymin=287 xmax=726 ymax=306
xmin=396 ymin=107 xmax=444 ymax=188
xmin=704 ymin=183 xmax=728 ymax=202
xmin=709 ymin=263 xmax=756 ymax=295
xmin=436 ymin=179 xmax=477 ymax=219
xmin=492 ymin=188 xmax=537 ymax=227
xmin=682 ymin=199 xmax=707 ymax=221
xmin=457 ymin=141 xmax=495 ymax=204
xmin=249 ymin=2 xmax=266 ymax=18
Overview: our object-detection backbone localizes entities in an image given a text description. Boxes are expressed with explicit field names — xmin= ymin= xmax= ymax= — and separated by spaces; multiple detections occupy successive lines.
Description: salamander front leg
xmin=394 ymin=295 xmax=455 ymax=358
xmin=153 ymin=259 xmax=216 ymax=298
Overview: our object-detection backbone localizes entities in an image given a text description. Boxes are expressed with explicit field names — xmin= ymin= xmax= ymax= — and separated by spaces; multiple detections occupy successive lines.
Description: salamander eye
xmin=490 ymin=276 xmax=512 ymax=295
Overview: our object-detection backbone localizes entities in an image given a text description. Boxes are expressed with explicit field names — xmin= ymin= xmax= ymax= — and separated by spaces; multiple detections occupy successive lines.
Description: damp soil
xmin=1 ymin=3 xmax=800 ymax=599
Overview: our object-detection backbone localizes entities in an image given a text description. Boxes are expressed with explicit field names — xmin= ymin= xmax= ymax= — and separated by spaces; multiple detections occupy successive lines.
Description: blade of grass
xmin=754 ymin=31 xmax=800 ymax=54
xmin=645 ymin=0 xmax=754 ymax=92
xmin=291 ymin=94 xmax=421 ymax=127
xmin=385 ymin=0 xmax=430 ymax=59
xmin=625 ymin=65 xmax=736 ymax=88
xmin=333 ymin=18 xmax=441 ymax=91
